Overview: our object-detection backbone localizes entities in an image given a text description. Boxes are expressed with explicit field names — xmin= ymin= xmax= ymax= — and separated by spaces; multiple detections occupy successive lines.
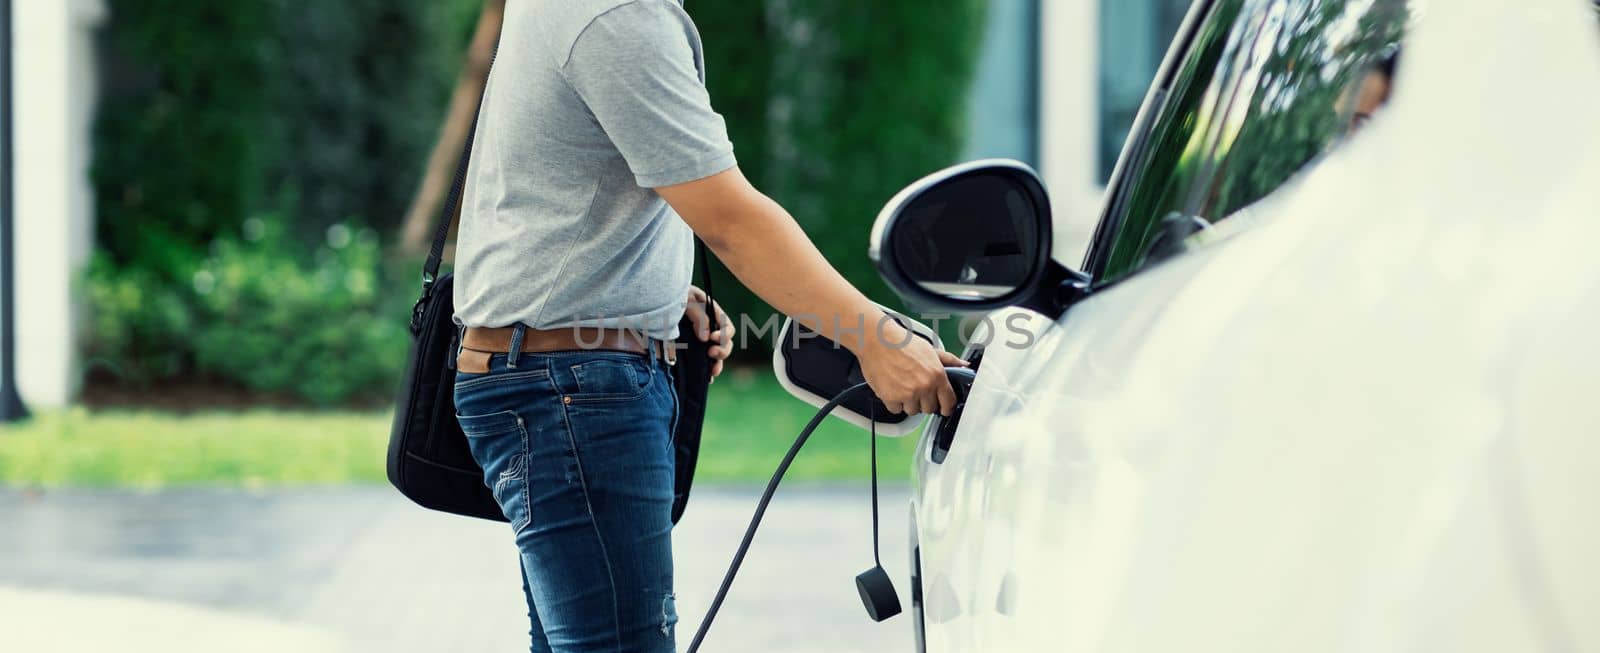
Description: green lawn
xmin=0 ymin=369 xmax=921 ymax=487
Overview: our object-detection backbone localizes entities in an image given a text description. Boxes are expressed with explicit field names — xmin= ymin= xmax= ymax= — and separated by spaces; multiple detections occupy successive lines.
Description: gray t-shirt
xmin=454 ymin=0 xmax=736 ymax=338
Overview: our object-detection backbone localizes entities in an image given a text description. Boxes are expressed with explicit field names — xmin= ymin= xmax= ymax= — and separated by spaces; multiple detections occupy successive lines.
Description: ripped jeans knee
xmin=661 ymin=592 xmax=679 ymax=638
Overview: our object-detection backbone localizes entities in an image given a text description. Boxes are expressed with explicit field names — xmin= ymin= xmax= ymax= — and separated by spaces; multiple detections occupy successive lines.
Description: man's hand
xmin=684 ymin=286 xmax=733 ymax=379
xmin=857 ymin=320 xmax=967 ymax=416
xmin=658 ymin=168 xmax=963 ymax=398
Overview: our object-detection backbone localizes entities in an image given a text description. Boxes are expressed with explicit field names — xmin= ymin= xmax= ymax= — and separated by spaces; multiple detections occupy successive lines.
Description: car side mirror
xmin=869 ymin=159 xmax=1088 ymax=318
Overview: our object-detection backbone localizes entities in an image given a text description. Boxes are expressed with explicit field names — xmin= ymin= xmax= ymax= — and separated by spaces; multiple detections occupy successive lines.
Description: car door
xmin=911 ymin=0 xmax=1411 ymax=650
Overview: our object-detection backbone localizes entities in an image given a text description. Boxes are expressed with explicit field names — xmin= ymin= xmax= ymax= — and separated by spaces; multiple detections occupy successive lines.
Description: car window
xmin=1099 ymin=0 xmax=1193 ymax=183
xmin=1089 ymin=0 xmax=1410 ymax=285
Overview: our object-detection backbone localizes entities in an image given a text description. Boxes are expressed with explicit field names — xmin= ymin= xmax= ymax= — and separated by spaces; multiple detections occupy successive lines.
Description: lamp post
xmin=0 ymin=0 xmax=26 ymax=423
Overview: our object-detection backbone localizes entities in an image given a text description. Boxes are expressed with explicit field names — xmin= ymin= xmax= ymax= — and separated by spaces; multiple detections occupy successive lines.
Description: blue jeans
xmin=453 ymin=344 xmax=679 ymax=653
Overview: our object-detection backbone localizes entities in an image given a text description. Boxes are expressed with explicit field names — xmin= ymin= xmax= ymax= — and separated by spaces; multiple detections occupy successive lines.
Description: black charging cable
xmin=855 ymin=401 xmax=902 ymax=621
xmin=686 ymin=382 xmax=872 ymax=652
xmin=870 ymin=403 xmax=881 ymax=569
xmin=686 ymin=367 xmax=976 ymax=652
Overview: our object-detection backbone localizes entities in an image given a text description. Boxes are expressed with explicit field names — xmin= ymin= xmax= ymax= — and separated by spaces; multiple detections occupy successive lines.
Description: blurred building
xmin=965 ymin=0 xmax=1190 ymax=262
xmin=9 ymin=0 xmax=103 ymax=408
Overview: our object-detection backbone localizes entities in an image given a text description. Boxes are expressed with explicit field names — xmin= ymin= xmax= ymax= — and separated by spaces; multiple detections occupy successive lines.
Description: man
xmin=450 ymin=1 xmax=962 ymax=651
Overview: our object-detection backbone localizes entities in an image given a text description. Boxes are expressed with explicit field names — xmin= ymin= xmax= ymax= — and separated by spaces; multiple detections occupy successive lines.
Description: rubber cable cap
xmin=855 ymin=565 xmax=902 ymax=622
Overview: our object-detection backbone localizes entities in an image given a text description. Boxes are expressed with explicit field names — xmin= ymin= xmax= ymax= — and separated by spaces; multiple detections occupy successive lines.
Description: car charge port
xmin=930 ymin=347 xmax=983 ymax=464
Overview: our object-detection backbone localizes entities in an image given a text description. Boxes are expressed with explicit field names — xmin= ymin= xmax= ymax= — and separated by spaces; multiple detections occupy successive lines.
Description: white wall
xmin=1039 ymin=0 xmax=1104 ymax=267
xmin=13 ymin=0 xmax=104 ymax=408
xmin=963 ymin=0 xmax=1041 ymax=165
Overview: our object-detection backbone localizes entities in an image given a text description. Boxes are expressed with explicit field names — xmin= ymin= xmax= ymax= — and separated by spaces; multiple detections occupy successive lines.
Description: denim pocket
xmin=453 ymin=367 xmax=551 ymax=394
xmin=455 ymin=410 xmax=531 ymax=532
xmin=455 ymin=409 xmax=523 ymax=437
xmin=568 ymin=356 xmax=651 ymax=403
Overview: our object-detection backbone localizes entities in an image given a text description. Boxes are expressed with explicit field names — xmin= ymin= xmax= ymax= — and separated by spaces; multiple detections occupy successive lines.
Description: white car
xmin=784 ymin=0 xmax=1600 ymax=650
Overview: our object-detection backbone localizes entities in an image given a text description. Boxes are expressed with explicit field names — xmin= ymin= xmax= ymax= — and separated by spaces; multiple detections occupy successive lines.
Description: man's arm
xmin=557 ymin=4 xmax=959 ymax=415
xmin=658 ymin=167 xmax=963 ymax=416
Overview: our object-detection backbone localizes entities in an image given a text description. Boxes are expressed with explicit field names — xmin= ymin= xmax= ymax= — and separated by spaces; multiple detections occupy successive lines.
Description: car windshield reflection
xmin=1095 ymin=0 xmax=1412 ymax=283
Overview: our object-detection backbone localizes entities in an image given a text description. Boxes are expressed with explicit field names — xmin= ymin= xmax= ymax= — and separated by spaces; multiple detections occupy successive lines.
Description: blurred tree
xmin=92 ymin=1 xmax=282 ymax=273
xmin=272 ymin=0 xmax=478 ymax=238
xmin=689 ymin=0 xmax=776 ymax=192
xmin=692 ymin=0 xmax=987 ymax=352
xmin=87 ymin=0 xmax=481 ymax=400
xmin=398 ymin=0 xmax=505 ymax=254
xmin=93 ymin=0 xmax=481 ymax=271
xmin=684 ymin=0 xmax=777 ymax=336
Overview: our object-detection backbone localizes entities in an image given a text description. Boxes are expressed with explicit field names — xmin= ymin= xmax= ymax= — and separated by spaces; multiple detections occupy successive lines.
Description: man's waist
xmin=457 ymin=325 xmax=676 ymax=373
xmin=453 ymin=289 xmax=689 ymax=341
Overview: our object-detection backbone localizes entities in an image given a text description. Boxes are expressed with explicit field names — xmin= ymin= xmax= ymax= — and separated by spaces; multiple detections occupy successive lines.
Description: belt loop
xmin=507 ymin=323 xmax=527 ymax=369
xmin=661 ymin=337 xmax=678 ymax=367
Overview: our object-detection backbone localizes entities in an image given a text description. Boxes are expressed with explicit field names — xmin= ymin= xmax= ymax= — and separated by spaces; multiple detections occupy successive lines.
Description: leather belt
xmin=457 ymin=326 xmax=673 ymax=374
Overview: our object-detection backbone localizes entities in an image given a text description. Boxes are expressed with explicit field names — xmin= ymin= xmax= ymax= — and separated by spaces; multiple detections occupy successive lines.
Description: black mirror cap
xmin=869 ymin=159 xmax=1079 ymax=318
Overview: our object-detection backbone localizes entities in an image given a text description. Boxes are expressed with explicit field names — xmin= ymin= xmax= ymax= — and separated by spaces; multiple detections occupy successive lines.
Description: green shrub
xmin=87 ymin=0 xmax=479 ymax=402
xmin=83 ymin=222 xmax=413 ymax=405
xmin=83 ymin=255 xmax=195 ymax=382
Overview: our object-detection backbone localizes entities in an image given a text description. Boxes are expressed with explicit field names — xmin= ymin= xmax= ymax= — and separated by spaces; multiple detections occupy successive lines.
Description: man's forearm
xmin=660 ymin=168 xmax=897 ymax=354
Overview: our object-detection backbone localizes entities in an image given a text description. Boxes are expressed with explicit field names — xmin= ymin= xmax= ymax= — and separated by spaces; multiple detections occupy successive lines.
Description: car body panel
xmin=911 ymin=1 xmax=1600 ymax=650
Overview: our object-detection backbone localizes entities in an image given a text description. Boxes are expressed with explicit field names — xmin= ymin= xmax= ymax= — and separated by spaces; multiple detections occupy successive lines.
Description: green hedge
xmin=87 ymin=0 xmax=479 ymax=403
xmin=82 ymin=221 xmax=412 ymax=404
xmin=93 ymin=0 xmax=479 ymax=264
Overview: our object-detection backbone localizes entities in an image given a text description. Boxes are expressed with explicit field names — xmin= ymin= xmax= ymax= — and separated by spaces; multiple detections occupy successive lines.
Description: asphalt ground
xmin=0 ymin=486 xmax=915 ymax=653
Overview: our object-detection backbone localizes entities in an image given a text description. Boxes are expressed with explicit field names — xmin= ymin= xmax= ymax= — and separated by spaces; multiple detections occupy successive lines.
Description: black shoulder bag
xmin=387 ymin=55 xmax=716 ymax=525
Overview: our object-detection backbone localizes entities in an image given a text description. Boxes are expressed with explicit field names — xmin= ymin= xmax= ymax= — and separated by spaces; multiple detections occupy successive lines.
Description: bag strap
xmin=696 ymin=233 xmax=717 ymax=333
xmin=421 ymin=48 xmax=495 ymax=290
xmin=416 ymin=47 xmax=719 ymax=334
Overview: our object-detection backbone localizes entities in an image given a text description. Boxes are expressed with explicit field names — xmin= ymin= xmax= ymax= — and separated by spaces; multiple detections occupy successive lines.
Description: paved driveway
xmin=0 ymin=486 xmax=913 ymax=653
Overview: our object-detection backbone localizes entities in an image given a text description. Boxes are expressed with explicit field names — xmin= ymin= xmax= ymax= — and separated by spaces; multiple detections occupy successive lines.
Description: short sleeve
xmin=562 ymin=1 xmax=737 ymax=188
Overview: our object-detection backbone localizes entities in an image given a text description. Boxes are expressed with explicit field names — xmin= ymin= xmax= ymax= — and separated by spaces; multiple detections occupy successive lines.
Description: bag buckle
xmin=410 ymin=276 xmax=436 ymax=334
xmin=409 ymin=296 xmax=429 ymax=334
